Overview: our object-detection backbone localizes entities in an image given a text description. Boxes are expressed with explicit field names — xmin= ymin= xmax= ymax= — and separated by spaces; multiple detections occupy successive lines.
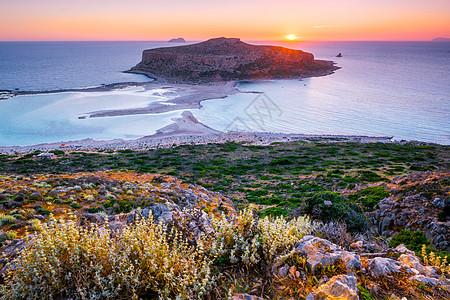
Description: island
xmin=128 ymin=37 xmax=339 ymax=83
xmin=432 ymin=37 xmax=450 ymax=42
xmin=168 ymin=37 xmax=186 ymax=43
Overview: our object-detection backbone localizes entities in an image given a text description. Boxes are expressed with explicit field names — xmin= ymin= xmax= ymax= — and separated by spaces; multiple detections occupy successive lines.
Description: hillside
xmin=0 ymin=141 xmax=448 ymax=299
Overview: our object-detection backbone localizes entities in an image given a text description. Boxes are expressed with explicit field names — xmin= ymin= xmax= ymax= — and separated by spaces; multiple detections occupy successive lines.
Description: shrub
xmin=0 ymin=215 xmax=16 ymax=226
xmin=389 ymin=229 xmax=429 ymax=253
xmin=303 ymin=191 xmax=368 ymax=232
xmin=259 ymin=207 xmax=289 ymax=217
xmin=421 ymin=245 xmax=450 ymax=276
xmin=358 ymin=170 xmax=386 ymax=182
xmin=49 ymin=150 xmax=65 ymax=156
xmin=0 ymin=231 xmax=16 ymax=244
xmin=269 ymin=158 xmax=292 ymax=166
xmin=211 ymin=209 xmax=316 ymax=266
xmin=69 ymin=202 xmax=81 ymax=209
xmin=1 ymin=216 xmax=219 ymax=299
xmin=315 ymin=222 xmax=354 ymax=248
xmin=348 ymin=185 xmax=390 ymax=211
xmin=29 ymin=219 xmax=42 ymax=231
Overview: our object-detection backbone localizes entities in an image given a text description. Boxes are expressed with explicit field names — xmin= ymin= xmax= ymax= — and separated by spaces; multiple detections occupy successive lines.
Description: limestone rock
xmin=410 ymin=275 xmax=450 ymax=289
xmin=306 ymin=274 xmax=358 ymax=300
xmin=231 ymin=294 xmax=263 ymax=300
xmin=367 ymin=257 xmax=401 ymax=277
xmin=368 ymin=172 xmax=449 ymax=252
xmin=294 ymin=235 xmax=361 ymax=273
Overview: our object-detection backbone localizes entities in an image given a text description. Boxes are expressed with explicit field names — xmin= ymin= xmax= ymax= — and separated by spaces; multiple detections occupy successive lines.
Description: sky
xmin=1 ymin=0 xmax=449 ymax=41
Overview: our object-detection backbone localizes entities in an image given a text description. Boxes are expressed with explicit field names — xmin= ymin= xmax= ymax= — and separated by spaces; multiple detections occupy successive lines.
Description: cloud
xmin=312 ymin=25 xmax=338 ymax=29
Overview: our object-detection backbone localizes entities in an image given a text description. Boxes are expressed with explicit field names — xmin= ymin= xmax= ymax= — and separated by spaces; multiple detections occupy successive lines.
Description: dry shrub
xmin=211 ymin=209 xmax=317 ymax=266
xmin=1 ymin=215 xmax=218 ymax=299
xmin=1 ymin=209 xmax=317 ymax=299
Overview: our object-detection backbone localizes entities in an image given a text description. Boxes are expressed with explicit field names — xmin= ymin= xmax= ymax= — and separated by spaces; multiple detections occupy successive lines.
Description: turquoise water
xmin=195 ymin=41 xmax=450 ymax=145
xmin=0 ymin=41 xmax=449 ymax=145
xmin=0 ymin=88 xmax=182 ymax=145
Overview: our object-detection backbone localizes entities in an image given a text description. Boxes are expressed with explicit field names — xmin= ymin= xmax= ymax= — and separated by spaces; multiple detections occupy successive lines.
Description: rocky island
xmin=168 ymin=37 xmax=186 ymax=43
xmin=129 ymin=37 xmax=339 ymax=83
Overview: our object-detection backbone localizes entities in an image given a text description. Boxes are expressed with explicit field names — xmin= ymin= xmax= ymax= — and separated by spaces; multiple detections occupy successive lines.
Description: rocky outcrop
xmin=271 ymin=236 xmax=450 ymax=299
xmin=368 ymin=172 xmax=450 ymax=251
xmin=129 ymin=37 xmax=338 ymax=83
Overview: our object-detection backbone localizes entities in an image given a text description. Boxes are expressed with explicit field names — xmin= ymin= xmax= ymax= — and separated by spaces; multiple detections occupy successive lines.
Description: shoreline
xmin=0 ymin=132 xmax=396 ymax=155
xmin=0 ymin=110 xmax=398 ymax=154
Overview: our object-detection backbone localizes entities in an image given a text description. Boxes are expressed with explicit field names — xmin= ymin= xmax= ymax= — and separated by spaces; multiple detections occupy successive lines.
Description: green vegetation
xmin=348 ymin=185 xmax=390 ymax=211
xmin=0 ymin=141 xmax=448 ymax=231
xmin=0 ymin=141 xmax=448 ymax=299
xmin=389 ymin=229 xmax=430 ymax=253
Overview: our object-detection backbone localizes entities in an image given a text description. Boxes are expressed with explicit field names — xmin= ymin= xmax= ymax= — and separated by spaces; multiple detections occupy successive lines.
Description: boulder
xmin=367 ymin=257 xmax=401 ymax=277
xmin=306 ymin=274 xmax=358 ymax=300
xmin=398 ymin=253 xmax=437 ymax=277
xmin=410 ymin=275 xmax=450 ymax=289
xmin=294 ymin=236 xmax=361 ymax=273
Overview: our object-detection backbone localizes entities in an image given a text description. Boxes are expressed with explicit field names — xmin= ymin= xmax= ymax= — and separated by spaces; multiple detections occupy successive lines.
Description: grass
xmin=0 ymin=141 xmax=448 ymax=220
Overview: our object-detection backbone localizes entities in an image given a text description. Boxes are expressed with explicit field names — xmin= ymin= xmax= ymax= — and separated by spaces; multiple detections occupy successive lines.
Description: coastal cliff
xmin=129 ymin=37 xmax=338 ymax=83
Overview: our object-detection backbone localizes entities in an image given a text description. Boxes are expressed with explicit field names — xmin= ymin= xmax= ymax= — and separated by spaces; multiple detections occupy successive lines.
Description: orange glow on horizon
xmin=0 ymin=0 xmax=448 ymax=41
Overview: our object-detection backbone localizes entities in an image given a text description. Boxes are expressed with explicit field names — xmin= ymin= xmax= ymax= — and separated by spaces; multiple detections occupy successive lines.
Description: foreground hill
xmin=129 ymin=37 xmax=339 ymax=83
xmin=0 ymin=141 xmax=448 ymax=299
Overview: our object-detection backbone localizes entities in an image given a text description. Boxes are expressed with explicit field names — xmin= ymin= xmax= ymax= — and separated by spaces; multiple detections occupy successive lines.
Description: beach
xmin=0 ymin=109 xmax=394 ymax=154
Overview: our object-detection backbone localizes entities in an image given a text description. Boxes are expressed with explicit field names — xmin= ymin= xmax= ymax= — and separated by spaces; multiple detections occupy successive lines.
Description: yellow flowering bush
xmin=1 ymin=208 xmax=317 ymax=299
xmin=1 ymin=215 xmax=219 ymax=300
xmin=422 ymin=244 xmax=450 ymax=276
xmin=211 ymin=209 xmax=317 ymax=266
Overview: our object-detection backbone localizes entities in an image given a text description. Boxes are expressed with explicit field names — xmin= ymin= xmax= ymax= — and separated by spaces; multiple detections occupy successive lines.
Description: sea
xmin=0 ymin=41 xmax=449 ymax=146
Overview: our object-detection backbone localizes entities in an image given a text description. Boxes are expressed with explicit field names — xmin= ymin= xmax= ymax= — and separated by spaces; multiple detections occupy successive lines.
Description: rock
xmin=25 ymin=214 xmax=45 ymax=220
xmin=432 ymin=197 xmax=445 ymax=209
xmin=394 ymin=244 xmax=415 ymax=256
xmin=367 ymin=257 xmax=401 ymax=277
xmin=13 ymin=193 xmax=27 ymax=202
xmin=9 ymin=221 xmax=30 ymax=230
xmin=80 ymin=213 xmax=108 ymax=225
xmin=129 ymin=37 xmax=339 ymax=83
xmin=294 ymin=236 xmax=361 ymax=274
xmin=368 ymin=172 xmax=450 ymax=252
xmin=306 ymin=274 xmax=358 ymax=300
xmin=398 ymin=252 xmax=437 ymax=277
xmin=350 ymin=241 xmax=364 ymax=249
xmin=278 ymin=264 xmax=290 ymax=277
xmin=142 ymin=204 xmax=174 ymax=224
xmin=29 ymin=191 xmax=43 ymax=200
xmin=231 ymin=294 xmax=263 ymax=300
xmin=410 ymin=275 xmax=450 ymax=288
xmin=0 ymin=238 xmax=30 ymax=276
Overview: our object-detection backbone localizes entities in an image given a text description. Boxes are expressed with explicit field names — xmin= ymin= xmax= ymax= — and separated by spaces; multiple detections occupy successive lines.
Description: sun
xmin=286 ymin=34 xmax=297 ymax=41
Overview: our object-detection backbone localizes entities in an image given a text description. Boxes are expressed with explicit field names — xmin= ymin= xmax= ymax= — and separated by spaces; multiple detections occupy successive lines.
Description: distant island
xmin=129 ymin=37 xmax=339 ymax=83
xmin=432 ymin=37 xmax=450 ymax=42
xmin=168 ymin=37 xmax=186 ymax=43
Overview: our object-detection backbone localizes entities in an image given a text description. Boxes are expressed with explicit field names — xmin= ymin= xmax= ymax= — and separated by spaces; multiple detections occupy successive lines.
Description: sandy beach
xmin=0 ymin=110 xmax=394 ymax=154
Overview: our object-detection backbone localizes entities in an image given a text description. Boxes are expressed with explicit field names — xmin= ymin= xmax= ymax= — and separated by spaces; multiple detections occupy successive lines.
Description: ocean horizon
xmin=0 ymin=40 xmax=449 ymax=145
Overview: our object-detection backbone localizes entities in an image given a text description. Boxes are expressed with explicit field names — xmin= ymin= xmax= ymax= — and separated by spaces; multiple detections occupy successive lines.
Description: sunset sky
xmin=1 ymin=0 xmax=449 ymax=41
